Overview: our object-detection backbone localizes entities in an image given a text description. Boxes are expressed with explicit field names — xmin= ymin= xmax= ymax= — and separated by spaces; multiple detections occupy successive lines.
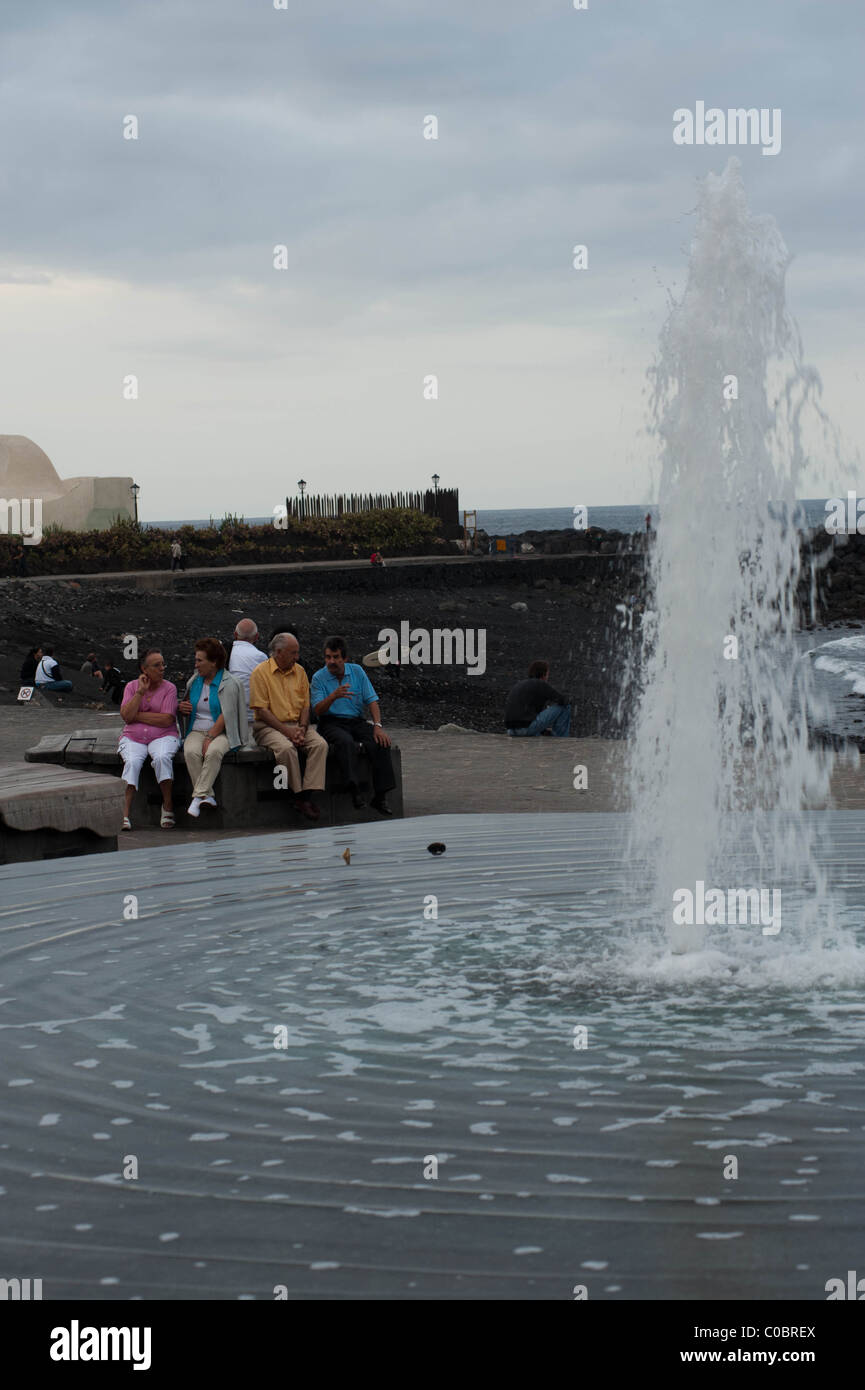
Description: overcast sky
xmin=0 ymin=0 xmax=862 ymax=520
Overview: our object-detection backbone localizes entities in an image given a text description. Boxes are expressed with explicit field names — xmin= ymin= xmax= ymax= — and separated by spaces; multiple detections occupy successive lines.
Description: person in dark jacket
xmin=101 ymin=660 xmax=126 ymax=705
xmin=20 ymin=646 xmax=42 ymax=683
xmin=504 ymin=660 xmax=571 ymax=737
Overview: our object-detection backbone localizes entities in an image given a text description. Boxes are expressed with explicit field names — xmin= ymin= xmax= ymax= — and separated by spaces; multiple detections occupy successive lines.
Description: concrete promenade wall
xmin=23 ymin=551 xmax=647 ymax=594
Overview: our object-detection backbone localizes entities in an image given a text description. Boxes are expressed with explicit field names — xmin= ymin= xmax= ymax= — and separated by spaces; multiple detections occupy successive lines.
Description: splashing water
xmin=628 ymin=160 xmax=850 ymax=955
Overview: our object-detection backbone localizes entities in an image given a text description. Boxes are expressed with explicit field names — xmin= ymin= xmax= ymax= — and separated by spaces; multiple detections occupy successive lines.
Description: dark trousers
xmin=317 ymin=715 xmax=395 ymax=797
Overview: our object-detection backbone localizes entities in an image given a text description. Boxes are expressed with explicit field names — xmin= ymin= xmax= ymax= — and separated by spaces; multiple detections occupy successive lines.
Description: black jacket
xmin=504 ymin=677 xmax=568 ymax=729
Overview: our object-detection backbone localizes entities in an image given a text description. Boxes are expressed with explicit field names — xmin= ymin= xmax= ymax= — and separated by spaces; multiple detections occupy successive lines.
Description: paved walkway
xmin=2 ymin=708 xmax=864 ymax=850
xmin=0 ymin=553 xmax=549 ymax=586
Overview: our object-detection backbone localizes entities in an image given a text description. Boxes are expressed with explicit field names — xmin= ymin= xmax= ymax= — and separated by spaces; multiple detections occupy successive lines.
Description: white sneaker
xmin=202 ymin=795 xmax=217 ymax=808
xmin=187 ymin=798 xmax=203 ymax=818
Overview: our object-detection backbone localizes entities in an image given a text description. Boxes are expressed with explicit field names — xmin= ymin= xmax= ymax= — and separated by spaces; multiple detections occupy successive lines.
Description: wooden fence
xmin=287 ymin=488 xmax=459 ymax=526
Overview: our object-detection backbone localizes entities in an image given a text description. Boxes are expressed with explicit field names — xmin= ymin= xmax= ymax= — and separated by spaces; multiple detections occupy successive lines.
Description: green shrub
xmin=0 ymin=508 xmax=450 ymax=576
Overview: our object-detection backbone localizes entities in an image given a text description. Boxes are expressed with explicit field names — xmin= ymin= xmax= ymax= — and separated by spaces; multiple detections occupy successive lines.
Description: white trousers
xmin=119 ymin=734 xmax=180 ymax=788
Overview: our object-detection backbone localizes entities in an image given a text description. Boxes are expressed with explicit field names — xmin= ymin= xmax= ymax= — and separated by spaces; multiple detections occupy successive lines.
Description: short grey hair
xmin=269 ymin=631 xmax=298 ymax=655
xmin=234 ymin=617 xmax=258 ymax=641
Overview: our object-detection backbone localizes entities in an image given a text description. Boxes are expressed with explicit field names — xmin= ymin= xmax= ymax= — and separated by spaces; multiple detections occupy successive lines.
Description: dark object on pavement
xmin=427 ymin=842 xmax=446 ymax=855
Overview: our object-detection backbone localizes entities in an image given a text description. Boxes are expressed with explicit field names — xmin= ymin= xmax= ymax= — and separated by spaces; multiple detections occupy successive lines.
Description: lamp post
xmin=130 ymin=482 xmax=140 ymax=526
xmin=431 ymin=473 xmax=440 ymax=517
xmin=297 ymin=478 xmax=306 ymax=521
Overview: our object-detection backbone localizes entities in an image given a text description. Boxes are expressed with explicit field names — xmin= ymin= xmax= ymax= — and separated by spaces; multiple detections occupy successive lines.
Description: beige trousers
xmin=253 ymin=721 xmax=327 ymax=793
xmin=183 ymin=730 xmax=230 ymax=799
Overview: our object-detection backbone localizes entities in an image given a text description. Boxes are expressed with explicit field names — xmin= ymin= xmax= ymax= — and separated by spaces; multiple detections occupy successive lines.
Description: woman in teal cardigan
xmin=178 ymin=637 xmax=247 ymax=818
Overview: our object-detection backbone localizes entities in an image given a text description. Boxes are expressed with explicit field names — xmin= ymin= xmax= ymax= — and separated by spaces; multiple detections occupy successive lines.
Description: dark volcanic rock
xmin=0 ymin=556 xmax=649 ymax=736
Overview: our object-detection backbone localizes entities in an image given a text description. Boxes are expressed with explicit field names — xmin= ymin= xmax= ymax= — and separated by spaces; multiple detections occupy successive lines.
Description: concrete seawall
xmin=7 ymin=551 xmax=648 ymax=595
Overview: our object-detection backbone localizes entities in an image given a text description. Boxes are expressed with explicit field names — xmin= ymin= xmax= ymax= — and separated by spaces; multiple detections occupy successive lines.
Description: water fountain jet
xmin=627 ymin=159 xmax=844 ymax=956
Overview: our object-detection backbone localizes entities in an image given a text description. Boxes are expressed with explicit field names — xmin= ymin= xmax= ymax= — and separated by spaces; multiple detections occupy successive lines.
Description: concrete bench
xmin=0 ymin=761 xmax=122 ymax=862
xmin=26 ymin=728 xmax=404 ymax=830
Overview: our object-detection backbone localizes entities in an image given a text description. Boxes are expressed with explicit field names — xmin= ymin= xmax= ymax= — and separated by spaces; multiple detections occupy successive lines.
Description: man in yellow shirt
xmin=249 ymin=632 xmax=327 ymax=821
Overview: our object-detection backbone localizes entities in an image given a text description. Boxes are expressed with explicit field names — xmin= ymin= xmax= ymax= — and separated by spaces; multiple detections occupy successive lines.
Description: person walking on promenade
xmin=118 ymin=649 xmax=180 ymax=830
xmin=250 ymin=633 xmax=326 ymax=821
xmin=170 ymin=539 xmax=185 ymax=571
xmin=311 ymin=636 xmax=395 ymax=816
xmin=645 ymin=512 xmax=652 ymax=536
xmin=228 ymin=617 xmax=268 ymax=726
xmin=178 ymin=638 xmax=246 ymax=819
xmin=504 ymin=660 xmax=571 ymax=737
xmin=34 ymin=646 xmax=73 ymax=693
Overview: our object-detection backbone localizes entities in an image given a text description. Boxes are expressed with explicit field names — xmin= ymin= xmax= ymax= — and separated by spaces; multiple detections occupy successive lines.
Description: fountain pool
xmin=1 ymin=814 xmax=863 ymax=1300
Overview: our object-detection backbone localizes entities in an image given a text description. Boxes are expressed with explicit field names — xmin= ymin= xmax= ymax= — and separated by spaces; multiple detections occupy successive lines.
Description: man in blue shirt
xmin=310 ymin=636 xmax=396 ymax=815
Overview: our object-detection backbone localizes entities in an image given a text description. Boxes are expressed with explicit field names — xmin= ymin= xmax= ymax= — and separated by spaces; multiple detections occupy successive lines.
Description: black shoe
xmin=370 ymin=796 xmax=393 ymax=817
xmin=350 ymin=789 xmax=366 ymax=809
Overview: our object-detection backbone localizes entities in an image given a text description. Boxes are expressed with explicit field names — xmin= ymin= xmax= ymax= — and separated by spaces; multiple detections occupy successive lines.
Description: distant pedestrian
xmin=370 ymin=550 xmax=385 ymax=567
xmin=645 ymin=512 xmax=652 ymax=535
xmin=170 ymin=540 xmax=185 ymax=572
xmin=12 ymin=544 xmax=27 ymax=577
xmin=504 ymin=660 xmax=571 ymax=738
xmin=34 ymin=646 xmax=73 ymax=693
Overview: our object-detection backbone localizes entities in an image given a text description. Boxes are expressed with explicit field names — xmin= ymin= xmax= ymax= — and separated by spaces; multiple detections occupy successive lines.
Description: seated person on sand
xmin=101 ymin=659 xmax=125 ymax=705
xmin=310 ymin=636 xmax=395 ymax=816
xmin=249 ymin=632 xmax=327 ymax=822
xmin=34 ymin=646 xmax=73 ymax=693
xmin=178 ymin=637 xmax=247 ymax=819
xmin=504 ymin=660 xmax=571 ymax=737
xmin=80 ymin=651 xmax=102 ymax=678
xmin=119 ymin=649 xmax=181 ymax=830
xmin=20 ymin=646 xmax=42 ymax=684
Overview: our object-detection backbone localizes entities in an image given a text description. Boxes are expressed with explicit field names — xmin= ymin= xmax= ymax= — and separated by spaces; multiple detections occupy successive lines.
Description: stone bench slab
xmin=24 ymin=733 xmax=75 ymax=763
xmin=25 ymin=730 xmax=404 ymax=831
xmin=0 ymin=763 xmax=122 ymax=836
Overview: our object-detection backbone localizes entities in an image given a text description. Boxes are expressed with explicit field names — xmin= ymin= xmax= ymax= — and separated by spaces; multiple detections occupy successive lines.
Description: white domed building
xmin=0 ymin=435 xmax=134 ymax=531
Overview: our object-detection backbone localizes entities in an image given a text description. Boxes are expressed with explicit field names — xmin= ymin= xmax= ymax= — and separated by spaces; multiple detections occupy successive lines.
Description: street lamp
xmin=297 ymin=478 xmax=306 ymax=520
xmin=130 ymin=482 xmax=140 ymax=526
xmin=431 ymin=473 xmax=439 ymax=517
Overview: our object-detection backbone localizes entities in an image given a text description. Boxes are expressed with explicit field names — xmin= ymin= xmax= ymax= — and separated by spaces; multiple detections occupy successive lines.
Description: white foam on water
xmin=812 ymin=633 xmax=865 ymax=693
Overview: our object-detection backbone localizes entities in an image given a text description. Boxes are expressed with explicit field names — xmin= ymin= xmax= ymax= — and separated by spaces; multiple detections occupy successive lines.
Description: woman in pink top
xmin=118 ymin=648 xmax=180 ymax=831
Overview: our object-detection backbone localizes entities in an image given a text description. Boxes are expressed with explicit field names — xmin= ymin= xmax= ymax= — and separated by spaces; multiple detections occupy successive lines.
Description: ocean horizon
xmin=144 ymin=499 xmax=836 ymax=535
